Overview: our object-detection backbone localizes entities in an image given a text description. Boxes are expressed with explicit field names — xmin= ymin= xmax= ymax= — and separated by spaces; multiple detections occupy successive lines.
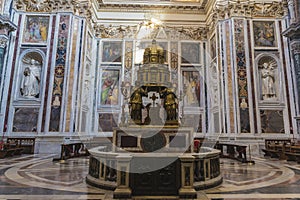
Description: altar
xmin=86 ymin=40 xmax=222 ymax=199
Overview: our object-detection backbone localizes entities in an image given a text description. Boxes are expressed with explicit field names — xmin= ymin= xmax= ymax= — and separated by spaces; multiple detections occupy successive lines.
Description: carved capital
xmin=291 ymin=40 xmax=300 ymax=54
xmin=0 ymin=16 xmax=17 ymax=34
xmin=0 ymin=36 xmax=8 ymax=48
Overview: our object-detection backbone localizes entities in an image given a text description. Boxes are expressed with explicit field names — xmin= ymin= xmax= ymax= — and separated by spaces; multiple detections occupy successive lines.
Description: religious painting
xmin=181 ymin=70 xmax=201 ymax=107
xmin=253 ymin=21 xmax=276 ymax=47
xmin=23 ymin=16 xmax=49 ymax=44
xmin=100 ymin=69 xmax=120 ymax=106
xmin=181 ymin=42 xmax=200 ymax=64
xmin=102 ymin=41 xmax=122 ymax=62
xmin=135 ymin=41 xmax=168 ymax=64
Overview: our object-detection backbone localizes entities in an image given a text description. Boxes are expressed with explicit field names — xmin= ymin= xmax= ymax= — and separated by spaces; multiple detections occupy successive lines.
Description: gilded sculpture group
xmin=129 ymin=87 xmax=178 ymax=124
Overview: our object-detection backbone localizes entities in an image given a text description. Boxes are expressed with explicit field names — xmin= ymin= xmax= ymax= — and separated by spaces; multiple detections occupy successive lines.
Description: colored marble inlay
xmin=234 ymin=19 xmax=250 ymax=133
xmin=260 ymin=110 xmax=284 ymax=133
xmin=49 ymin=15 xmax=70 ymax=132
xmin=13 ymin=108 xmax=39 ymax=132
xmin=66 ymin=18 xmax=79 ymax=132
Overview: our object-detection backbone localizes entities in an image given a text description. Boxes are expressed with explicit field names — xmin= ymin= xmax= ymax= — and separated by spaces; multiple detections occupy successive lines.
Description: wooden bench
xmin=0 ymin=142 xmax=24 ymax=159
xmin=7 ymin=138 xmax=35 ymax=154
xmin=53 ymin=142 xmax=89 ymax=161
xmin=262 ymin=139 xmax=291 ymax=159
xmin=214 ymin=142 xmax=249 ymax=163
xmin=285 ymin=145 xmax=300 ymax=163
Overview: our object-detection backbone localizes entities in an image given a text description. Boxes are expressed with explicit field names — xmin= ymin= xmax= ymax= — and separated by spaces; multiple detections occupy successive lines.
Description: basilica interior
xmin=0 ymin=0 xmax=300 ymax=199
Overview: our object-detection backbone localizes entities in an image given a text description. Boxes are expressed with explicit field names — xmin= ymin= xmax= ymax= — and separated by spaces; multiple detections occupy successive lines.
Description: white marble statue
xmin=261 ymin=62 xmax=276 ymax=100
xmin=20 ymin=59 xmax=41 ymax=98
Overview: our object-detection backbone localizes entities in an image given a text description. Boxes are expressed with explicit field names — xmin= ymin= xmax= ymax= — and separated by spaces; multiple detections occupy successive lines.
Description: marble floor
xmin=0 ymin=154 xmax=300 ymax=200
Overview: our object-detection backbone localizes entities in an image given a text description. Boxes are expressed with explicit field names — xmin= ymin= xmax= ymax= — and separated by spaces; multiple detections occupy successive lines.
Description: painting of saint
xmin=102 ymin=41 xmax=122 ymax=62
xmin=23 ymin=16 xmax=49 ymax=43
xmin=253 ymin=21 xmax=276 ymax=47
xmin=181 ymin=42 xmax=200 ymax=64
xmin=100 ymin=70 xmax=119 ymax=106
xmin=182 ymin=70 xmax=201 ymax=106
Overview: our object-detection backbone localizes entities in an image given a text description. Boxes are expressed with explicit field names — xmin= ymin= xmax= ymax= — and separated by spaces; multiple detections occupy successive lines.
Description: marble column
xmin=0 ymin=36 xmax=8 ymax=84
xmin=292 ymin=42 xmax=300 ymax=134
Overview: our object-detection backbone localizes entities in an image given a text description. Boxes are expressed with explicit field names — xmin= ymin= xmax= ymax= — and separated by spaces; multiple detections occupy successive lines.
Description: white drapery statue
xmin=20 ymin=59 xmax=41 ymax=98
xmin=261 ymin=62 xmax=276 ymax=100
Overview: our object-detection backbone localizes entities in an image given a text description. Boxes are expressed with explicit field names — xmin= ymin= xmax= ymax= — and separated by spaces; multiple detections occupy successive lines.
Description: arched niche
xmin=18 ymin=51 xmax=43 ymax=99
xmin=255 ymin=54 xmax=282 ymax=103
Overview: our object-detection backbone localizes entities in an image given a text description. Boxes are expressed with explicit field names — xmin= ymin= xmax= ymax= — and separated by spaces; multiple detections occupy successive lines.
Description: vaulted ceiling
xmin=92 ymin=0 xmax=212 ymax=26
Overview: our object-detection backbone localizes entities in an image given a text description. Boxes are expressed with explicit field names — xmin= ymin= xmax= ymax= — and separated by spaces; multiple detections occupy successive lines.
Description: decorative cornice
xmin=94 ymin=23 xmax=208 ymax=40
xmin=96 ymin=3 xmax=206 ymax=14
xmin=282 ymin=22 xmax=300 ymax=38
xmin=214 ymin=1 xmax=288 ymax=20
xmin=14 ymin=0 xmax=92 ymax=19
xmin=0 ymin=15 xmax=17 ymax=33
xmin=94 ymin=24 xmax=137 ymax=38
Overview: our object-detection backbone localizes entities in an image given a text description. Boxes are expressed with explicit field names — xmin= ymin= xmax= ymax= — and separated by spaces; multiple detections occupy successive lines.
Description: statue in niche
xmin=20 ymin=58 xmax=41 ymax=98
xmin=261 ymin=62 xmax=276 ymax=100
xmin=130 ymin=87 xmax=147 ymax=121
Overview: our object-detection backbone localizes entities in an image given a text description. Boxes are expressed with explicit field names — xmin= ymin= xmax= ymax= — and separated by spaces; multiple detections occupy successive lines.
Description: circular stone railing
xmin=86 ymin=146 xmax=222 ymax=198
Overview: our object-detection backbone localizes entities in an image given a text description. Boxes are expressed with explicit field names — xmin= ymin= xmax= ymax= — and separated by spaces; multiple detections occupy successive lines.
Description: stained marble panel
xmin=183 ymin=114 xmax=202 ymax=132
xmin=260 ymin=110 xmax=284 ymax=133
xmin=98 ymin=113 xmax=118 ymax=132
xmin=12 ymin=108 xmax=39 ymax=132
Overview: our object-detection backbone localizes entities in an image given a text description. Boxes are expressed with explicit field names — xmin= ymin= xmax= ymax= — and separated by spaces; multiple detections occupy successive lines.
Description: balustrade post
xmin=113 ymin=154 xmax=132 ymax=199
xmin=179 ymin=155 xmax=196 ymax=199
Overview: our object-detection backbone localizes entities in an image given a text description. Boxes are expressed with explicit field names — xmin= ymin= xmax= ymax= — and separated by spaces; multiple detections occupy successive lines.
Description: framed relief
xmin=23 ymin=16 xmax=49 ymax=44
xmin=100 ymin=69 xmax=120 ymax=106
xmin=253 ymin=21 xmax=276 ymax=47
xmin=181 ymin=42 xmax=200 ymax=64
xmin=210 ymin=35 xmax=216 ymax=59
xmin=102 ymin=41 xmax=122 ymax=62
xmin=86 ymin=32 xmax=93 ymax=58
xmin=181 ymin=70 xmax=201 ymax=107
